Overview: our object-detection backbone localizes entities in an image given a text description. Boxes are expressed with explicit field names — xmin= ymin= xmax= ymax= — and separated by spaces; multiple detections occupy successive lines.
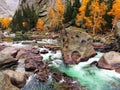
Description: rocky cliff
xmin=0 ymin=0 xmax=20 ymax=18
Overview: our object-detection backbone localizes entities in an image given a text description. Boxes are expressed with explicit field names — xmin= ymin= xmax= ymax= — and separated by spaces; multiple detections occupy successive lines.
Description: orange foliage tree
xmin=55 ymin=0 xmax=64 ymax=20
xmin=36 ymin=18 xmax=44 ymax=31
xmin=76 ymin=0 xmax=89 ymax=26
xmin=0 ymin=17 xmax=11 ymax=30
xmin=85 ymin=0 xmax=107 ymax=35
xmin=47 ymin=0 xmax=64 ymax=30
xmin=108 ymin=0 xmax=120 ymax=30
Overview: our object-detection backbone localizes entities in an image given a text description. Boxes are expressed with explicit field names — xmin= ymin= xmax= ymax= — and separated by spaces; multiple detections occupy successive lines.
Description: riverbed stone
xmin=25 ymin=55 xmax=43 ymax=71
xmin=0 ymin=52 xmax=17 ymax=68
xmin=52 ymin=73 xmax=86 ymax=90
xmin=98 ymin=51 xmax=120 ymax=71
xmin=92 ymin=42 xmax=106 ymax=51
xmin=0 ymin=71 xmax=20 ymax=90
xmin=1 ymin=46 xmax=19 ymax=58
xmin=61 ymin=26 xmax=96 ymax=64
xmin=3 ymin=70 xmax=27 ymax=88
xmin=16 ymin=47 xmax=40 ymax=59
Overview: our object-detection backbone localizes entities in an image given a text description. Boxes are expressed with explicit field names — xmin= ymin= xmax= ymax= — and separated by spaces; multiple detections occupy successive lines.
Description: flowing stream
xmin=1 ymin=41 xmax=120 ymax=90
xmin=54 ymin=52 xmax=120 ymax=90
xmin=22 ymin=51 xmax=120 ymax=90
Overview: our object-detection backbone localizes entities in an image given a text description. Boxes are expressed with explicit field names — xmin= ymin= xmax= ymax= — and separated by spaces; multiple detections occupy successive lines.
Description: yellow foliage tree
xmin=56 ymin=0 xmax=64 ymax=20
xmin=0 ymin=17 xmax=11 ymax=29
xmin=47 ymin=0 xmax=64 ymax=30
xmin=47 ymin=7 xmax=58 ymax=29
xmin=76 ymin=0 xmax=89 ymax=26
xmin=85 ymin=0 xmax=107 ymax=35
xmin=108 ymin=0 xmax=120 ymax=30
xmin=36 ymin=18 xmax=44 ymax=31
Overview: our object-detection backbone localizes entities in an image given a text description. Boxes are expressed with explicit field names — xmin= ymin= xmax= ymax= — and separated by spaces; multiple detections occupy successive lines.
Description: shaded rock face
xmin=0 ymin=0 xmax=19 ymax=17
xmin=61 ymin=26 xmax=96 ymax=64
xmin=98 ymin=51 xmax=120 ymax=73
xmin=115 ymin=20 xmax=120 ymax=51
xmin=3 ymin=70 xmax=27 ymax=88
xmin=0 ymin=72 xmax=20 ymax=90
xmin=92 ymin=42 xmax=106 ymax=52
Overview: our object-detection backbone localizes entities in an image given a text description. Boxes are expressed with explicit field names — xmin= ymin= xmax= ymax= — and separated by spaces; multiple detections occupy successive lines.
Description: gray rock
xmin=25 ymin=55 xmax=43 ymax=71
xmin=0 ymin=71 xmax=20 ymax=90
xmin=98 ymin=51 xmax=120 ymax=71
xmin=61 ymin=26 xmax=96 ymax=64
xmin=0 ymin=52 xmax=17 ymax=68
xmin=1 ymin=46 xmax=19 ymax=58
xmin=3 ymin=70 xmax=27 ymax=88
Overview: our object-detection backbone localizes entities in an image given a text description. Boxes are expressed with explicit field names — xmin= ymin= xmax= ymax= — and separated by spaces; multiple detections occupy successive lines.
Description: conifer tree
xmin=64 ymin=0 xmax=81 ymax=24
xmin=72 ymin=0 xmax=81 ymax=24
xmin=64 ymin=0 xmax=73 ymax=23
xmin=103 ymin=0 xmax=114 ymax=30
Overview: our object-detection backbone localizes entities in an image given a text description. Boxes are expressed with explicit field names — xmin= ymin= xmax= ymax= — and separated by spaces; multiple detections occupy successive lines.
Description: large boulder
xmin=98 ymin=51 xmax=120 ymax=73
xmin=1 ymin=46 xmax=19 ymax=58
xmin=0 ymin=71 xmax=20 ymax=90
xmin=25 ymin=55 xmax=43 ymax=71
xmin=61 ymin=26 xmax=96 ymax=64
xmin=3 ymin=70 xmax=27 ymax=88
xmin=16 ymin=47 xmax=40 ymax=59
xmin=0 ymin=0 xmax=19 ymax=17
xmin=0 ymin=52 xmax=17 ymax=68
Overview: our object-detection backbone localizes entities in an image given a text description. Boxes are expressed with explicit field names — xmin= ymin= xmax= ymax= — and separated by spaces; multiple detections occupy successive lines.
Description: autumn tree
xmin=108 ymin=0 xmax=120 ymax=31
xmin=47 ymin=0 xmax=64 ymax=31
xmin=85 ymin=0 xmax=107 ymax=35
xmin=0 ymin=17 xmax=11 ymax=30
xmin=36 ymin=18 xmax=44 ymax=31
xmin=76 ymin=0 xmax=89 ymax=27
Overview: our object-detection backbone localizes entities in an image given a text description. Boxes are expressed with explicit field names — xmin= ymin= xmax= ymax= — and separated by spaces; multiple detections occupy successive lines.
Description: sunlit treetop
xmin=55 ymin=0 xmax=65 ymax=20
xmin=36 ymin=18 xmax=44 ymax=31
xmin=0 ymin=17 xmax=11 ymax=29
xmin=85 ymin=0 xmax=107 ymax=35
xmin=108 ymin=0 xmax=120 ymax=24
xmin=76 ymin=0 xmax=89 ymax=22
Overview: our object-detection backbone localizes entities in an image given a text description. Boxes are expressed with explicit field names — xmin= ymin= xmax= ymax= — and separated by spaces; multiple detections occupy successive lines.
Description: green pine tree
xmin=103 ymin=0 xmax=114 ymax=30
xmin=64 ymin=0 xmax=73 ymax=23
xmin=10 ymin=4 xmax=39 ymax=34
xmin=64 ymin=0 xmax=81 ymax=25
